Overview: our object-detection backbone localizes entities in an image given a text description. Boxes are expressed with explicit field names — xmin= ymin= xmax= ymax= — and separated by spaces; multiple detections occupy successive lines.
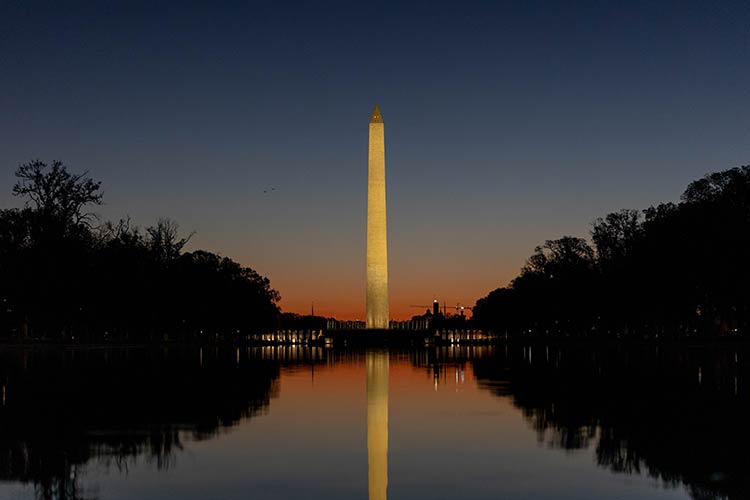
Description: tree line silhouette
xmin=473 ymin=165 xmax=750 ymax=337
xmin=0 ymin=160 xmax=280 ymax=341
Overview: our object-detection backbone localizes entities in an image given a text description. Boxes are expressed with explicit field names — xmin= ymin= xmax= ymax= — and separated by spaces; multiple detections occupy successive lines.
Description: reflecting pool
xmin=0 ymin=343 xmax=747 ymax=499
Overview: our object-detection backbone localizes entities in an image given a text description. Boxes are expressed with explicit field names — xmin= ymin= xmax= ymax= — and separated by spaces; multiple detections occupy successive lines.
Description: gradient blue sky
xmin=1 ymin=1 xmax=749 ymax=318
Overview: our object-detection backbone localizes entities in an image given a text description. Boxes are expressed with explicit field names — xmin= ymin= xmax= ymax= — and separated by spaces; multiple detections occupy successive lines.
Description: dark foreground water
xmin=0 ymin=343 xmax=748 ymax=500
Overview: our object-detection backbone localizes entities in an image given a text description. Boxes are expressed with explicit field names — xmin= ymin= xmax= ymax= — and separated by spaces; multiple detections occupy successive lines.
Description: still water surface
xmin=0 ymin=343 xmax=747 ymax=499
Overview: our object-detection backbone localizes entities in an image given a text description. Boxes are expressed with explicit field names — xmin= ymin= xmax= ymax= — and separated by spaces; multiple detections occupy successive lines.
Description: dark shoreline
xmin=1 ymin=334 xmax=748 ymax=349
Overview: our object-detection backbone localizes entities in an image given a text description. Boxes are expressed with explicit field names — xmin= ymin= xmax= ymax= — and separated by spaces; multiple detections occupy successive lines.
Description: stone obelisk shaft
xmin=366 ymin=105 xmax=389 ymax=329
xmin=367 ymin=351 xmax=389 ymax=500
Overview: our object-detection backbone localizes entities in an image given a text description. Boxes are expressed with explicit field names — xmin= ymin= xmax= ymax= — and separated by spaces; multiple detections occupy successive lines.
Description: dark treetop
xmin=473 ymin=166 xmax=750 ymax=338
xmin=0 ymin=160 xmax=280 ymax=342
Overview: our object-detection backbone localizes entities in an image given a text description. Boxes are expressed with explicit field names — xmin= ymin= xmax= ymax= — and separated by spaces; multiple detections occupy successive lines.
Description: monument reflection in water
xmin=367 ymin=351 xmax=388 ymax=500
xmin=1 ymin=344 xmax=749 ymax=500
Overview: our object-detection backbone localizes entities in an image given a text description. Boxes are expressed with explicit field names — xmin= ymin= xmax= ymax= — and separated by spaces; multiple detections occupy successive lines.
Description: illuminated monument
xmin=367 ymin=351 xmax=389 ymax=500
xmin=366 ymin=105 xmax=389 ymax=329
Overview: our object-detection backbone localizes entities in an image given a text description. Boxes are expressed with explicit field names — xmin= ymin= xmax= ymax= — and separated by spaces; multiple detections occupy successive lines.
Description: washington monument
xmin=366 ymin=104 xmax=389 ymax=329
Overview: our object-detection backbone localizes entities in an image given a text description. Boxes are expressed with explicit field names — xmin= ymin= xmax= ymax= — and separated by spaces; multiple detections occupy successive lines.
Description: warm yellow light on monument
xmin=366 ymin=104 xmax=389 ymax=329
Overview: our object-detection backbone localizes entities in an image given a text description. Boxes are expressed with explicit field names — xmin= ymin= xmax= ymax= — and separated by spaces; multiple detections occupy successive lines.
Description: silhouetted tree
xmin=0 ymin=159 xmax=281 ymax=341
xmin=146 ymin=218 xmax=193 ymax=262
xmin=591 ymin=209 xmax=642 ymax=265
xmin=475 ymin=236 xmax=596 ymax=336
xmin=474 ymin=165 xmax=750 ymax=337
xmin=517 ymin=236 xmax=594 ymax=280
xmin=13 ymin=159 xmax=102 ymax=238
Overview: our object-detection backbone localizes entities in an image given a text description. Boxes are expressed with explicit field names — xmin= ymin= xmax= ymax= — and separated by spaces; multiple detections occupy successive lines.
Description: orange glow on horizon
xmin=274 ymin=349 xmax=516 ymax=414
xmin=278 ymin=288 xmax=486 ymax=321
xmin=269 ymin=256 xmax=517 ymax=320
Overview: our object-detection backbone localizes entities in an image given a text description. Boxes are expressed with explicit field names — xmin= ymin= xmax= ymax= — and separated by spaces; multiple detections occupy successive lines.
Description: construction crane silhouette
xmin=409 ymin=300 xmax=473 ymax=316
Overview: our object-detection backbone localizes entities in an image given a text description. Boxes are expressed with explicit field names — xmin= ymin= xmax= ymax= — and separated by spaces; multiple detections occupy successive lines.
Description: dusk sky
xmin=2 ymin=1 xmax=749 ymax=319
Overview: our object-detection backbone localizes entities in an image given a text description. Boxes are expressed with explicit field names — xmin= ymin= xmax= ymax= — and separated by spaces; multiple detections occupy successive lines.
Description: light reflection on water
xmin=0 ymin=343 xmax=747 ymax=499
xmin=367 ymin=351 xmax=388 ymax=500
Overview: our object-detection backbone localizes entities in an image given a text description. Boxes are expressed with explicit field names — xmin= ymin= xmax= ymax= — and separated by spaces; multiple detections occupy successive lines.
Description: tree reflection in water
xmin=470 ymin=343 xmax=750 ymax=500
xmin=1 ymin=344 xmax=748 ymax=500
xmin=0 ymin=347 xmax=280 ymax=500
